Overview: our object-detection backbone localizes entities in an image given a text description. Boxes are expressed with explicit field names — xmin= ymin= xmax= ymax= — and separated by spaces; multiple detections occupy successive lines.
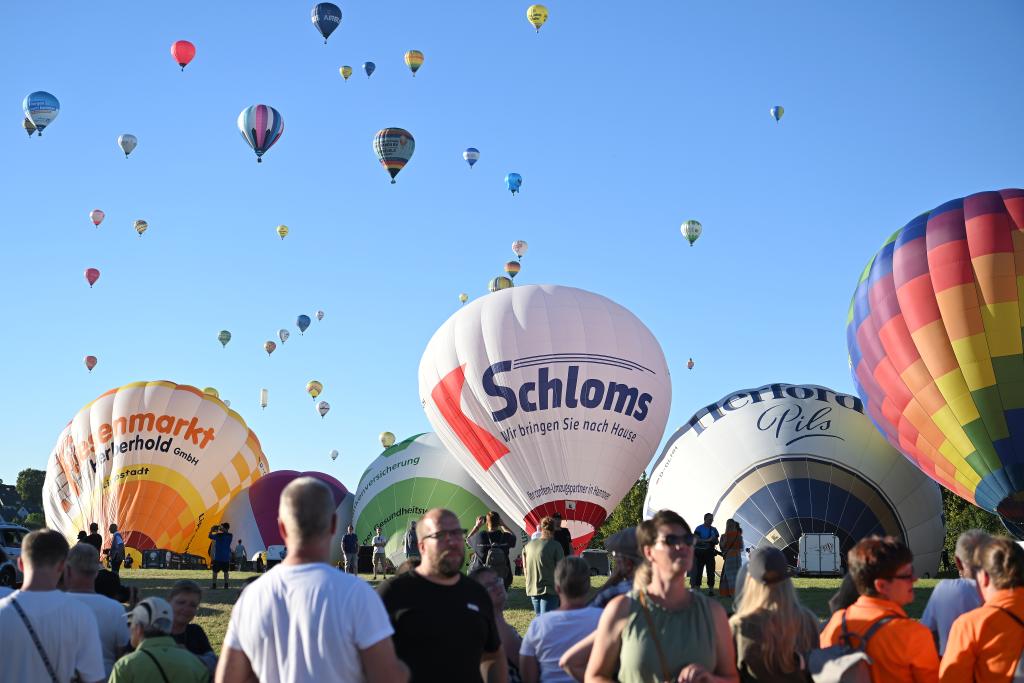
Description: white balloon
xmin=117 ymin=133 xmax=138 ymax=157
xmin=644 ymin=382 xmax=945 ymax=577
xmin=278 ymin=329 xmax=289 ymax=344
xmin=419 ymin=284 xmax=672 ymax=551
xmin=330 ymin=449 xmax=339 ymax=461
xmin=317 ymin=400 xmax=330 ymax=418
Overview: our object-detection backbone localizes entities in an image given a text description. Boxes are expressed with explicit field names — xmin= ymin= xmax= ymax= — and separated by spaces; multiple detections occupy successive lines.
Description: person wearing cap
xmin=109 ymin=596 xmax=209 ymax=682
xmin=551 ymin=513 xmax=573 ymax=558
xmin=64 ymin=543 xmax=131 ymax=677
xmin=819 ymin=536 xmax=938 ymax=683
xmin=590 ymin=526 xmax=642 ymax=608
xmin=729 ymin=546 xmax=819 ymax=682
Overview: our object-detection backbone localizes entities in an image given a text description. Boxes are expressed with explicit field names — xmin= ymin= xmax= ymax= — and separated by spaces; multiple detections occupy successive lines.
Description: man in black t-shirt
xmin=551 ymin=513 xmax=573 ymax=557
xmin=85 ymin=522 xmax=103 ymax=554
xmin=378 ymin=508 xmax=506 ymax=683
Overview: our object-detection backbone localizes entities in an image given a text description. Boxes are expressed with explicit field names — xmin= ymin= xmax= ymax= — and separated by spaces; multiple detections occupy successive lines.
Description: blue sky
xmin=2 ymin=1 xmax=1022 ymax=493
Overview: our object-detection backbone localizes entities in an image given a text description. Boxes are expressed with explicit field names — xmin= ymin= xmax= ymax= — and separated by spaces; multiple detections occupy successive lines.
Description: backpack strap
xmin=10 ymin=597 xmax=59 ymax=683
xmin=840 ymin=609 xmax=902 ymax=651
xmin=637 ymin=591 xmax=672 ymax=683
xmin=140 ymin=648 xmax=171 ymax=683
xmin=996 ymin=606 xmax=1024 ymax=629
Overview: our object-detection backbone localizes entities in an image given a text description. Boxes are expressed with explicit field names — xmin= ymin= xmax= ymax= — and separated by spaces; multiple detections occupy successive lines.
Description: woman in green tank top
xmin=585 ymin=509 xmax=739 ymax=683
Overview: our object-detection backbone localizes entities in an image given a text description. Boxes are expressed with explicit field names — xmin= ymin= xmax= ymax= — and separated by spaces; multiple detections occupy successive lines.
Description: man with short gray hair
xmin=217 ymin=476 xmax=408 ymax=683
xmin=65 ymin=543 xmax=130 ymax=677
xmin=920 ymin=529 xmax=991 ymax=654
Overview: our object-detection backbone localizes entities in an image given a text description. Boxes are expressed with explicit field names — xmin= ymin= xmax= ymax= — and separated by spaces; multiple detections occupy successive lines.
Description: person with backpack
xmin=921 ymin=529 xmax=989 ymax=655
xmin=523 ymin=516 xmax=565 ymax=615
xmin=468 ymin=511 xmax=518 ymax=590
xmin=939 ymin=536 xmax=1024 ymax=682
xmin=818 ymin=536 xmax=938 ymax=683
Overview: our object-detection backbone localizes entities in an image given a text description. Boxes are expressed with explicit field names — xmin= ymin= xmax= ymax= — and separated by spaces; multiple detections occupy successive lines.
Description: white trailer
xmin=798 ymin=533 xmax=841 ymax=576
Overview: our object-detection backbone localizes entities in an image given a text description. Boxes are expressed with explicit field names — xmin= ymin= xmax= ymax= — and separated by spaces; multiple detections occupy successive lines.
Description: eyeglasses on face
xmin=422 ymin=528 xmax=468 ymax=542
xmin=656 ymin=533 xmax=695 ymax=548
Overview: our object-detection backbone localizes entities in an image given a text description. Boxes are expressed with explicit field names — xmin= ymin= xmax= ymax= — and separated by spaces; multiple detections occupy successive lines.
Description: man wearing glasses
xmin=377 ymin=508 xmax=508 ymax=683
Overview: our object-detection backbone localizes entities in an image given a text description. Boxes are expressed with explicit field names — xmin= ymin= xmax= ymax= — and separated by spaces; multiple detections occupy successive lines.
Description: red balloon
xmin=85 ymin=268 xmax=100 ymax=288
xmin=84 ymin=356 xmax=97 ymax=372
xmin=171 ymin=40 xmax=196 ymax=71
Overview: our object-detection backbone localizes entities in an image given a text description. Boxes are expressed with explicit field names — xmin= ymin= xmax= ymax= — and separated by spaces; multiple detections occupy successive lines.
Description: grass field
xmin=119 ymin=568 xmax=942 ymax=653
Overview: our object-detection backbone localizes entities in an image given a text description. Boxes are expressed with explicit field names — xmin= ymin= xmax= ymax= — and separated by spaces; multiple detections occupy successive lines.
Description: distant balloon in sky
xmin=23 ymin=117 xmax=36 ymax=137
xmin=276 ymin=224 xmax=289 ymax=240
xmin=687 ymin=358 xmax=695 ymax=370
xmin=311 ymin=3 xmax=342 ymax=44
xmin=84 ymin=355 xmax=97 ymax=373
xmin=488 ymin=276 xmax=513 ymax=293
xmin=363 ymin=62 xmax=375 ymax=78
xmin=459 ymin=293 xmax=469 ymax=305
xmin=117 ymin=134 xmax=138 ymax=158
xmin=203 ymin=387 xmax=219 ymax=398
xmin=237 ymin=104 xmax=284 ymax=163
xmin=84 ymin=268 xmax=100 ymax=288
xmin=512 ymin=240 xmax=528 ymax=260
xmin=330 ymin=449 xmax=339 ymax=461
xmin=315 ymin=310 xmax=325 ymax=322
xmin=504 ymin=261 xmax=521 ymax=279
xmin=264 ymin=341 xmax=276 ymax=356
xmin=463 ymin=148 xmax=480 ymax=168
xmin=307 ymin=381 xmax=323 ymax=400
xmin=380 ymin=432 xmax=396 ymax=448
xmin=278 ymin=329 xmax=289 ymax=344
xmin=134 ymin=219 xmax=148 ymax=236
xmin=681 ymin=219 xmax=702 ymax=247
xmin=527 ymin=4 xmax=548 ymax=32
xmin=297 ymin=314 xmax=311 ymax=334
xmin=90 ymin=209 xmax=105 ymax=227
xmin=404 ymin=50 xmax=424 ymax=77
xmin=373 ymin=128 xmax=415 ymax=184
xmin=171 ymin=40 xmax=196 ymax=70
xmin=317 ymin=401 xmax=330 ymax=418
xmin=224 ymin=400 xmax=231 ymax=408
xmin=771 ymin=105 xmax=784 ymax=123
xmin=260 ymin=388 xmax=269 ymax=409
xmin=217 ymin=330 xmax=231 ymax=348
xmin=340 ymin=65 xmax=352 ymax=81
xmin=23 ymin=91 xmax=59 ymax=135
xmin=505 ymin=173 xmax=522 ymax=196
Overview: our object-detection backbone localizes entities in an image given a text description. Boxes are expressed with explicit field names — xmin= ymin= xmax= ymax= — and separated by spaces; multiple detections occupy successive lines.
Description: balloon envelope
xmin=340 ymin=65 xmax=352 ymax=80
xmin=311 ymin=2 xmax=342 ymax=42
xmin=307 ymin=381 xmax=323 ymax=399
xmin=276 ymin=225 xmax=288 ymax=240
xmin=380 ymin=432 xmax=396 ymax=448
xmin=134 ymin=220 xmax=148 ymax=236
xmin=171 ymin=40 xmax=196 ymax=70
xmin=23 ymin=117 xmax=36 ymax=137
xmin=278 ymin=329 xmax=289 ymax=344
xmin=297 ymin=315 xmax=311 ymax=334
xmin=117 ymin=134 xmax=137 ymax=157
xmin=23 ymin=91 xmax=59 ymax=133
xmin=315 ymin=310 xmax=325 ymax=321
xmin=505 ymin=173 xmax=522 ymax=195
xmin=217 ymin=330 xmax=231 ymax=348
xmin=488 ymin=276 xmax=513 ymax=293
xmin=681 ymin=220 xmax=702 ymax=246
xmin=771 ymin=105 xmax=784 ymax=122
xmin=363 ymin=62 xmax=375 ymax=78
xmin=464 ymin=148 xmax=480 ymax=168
xmin=84 ymin=356 xmax=97 ymax=372
xmin=90 ymin=209 xmax=105 ymax=227
xmin=512 ymin=240 xmax=528 ymax=260
xmin=43 ymin=380 xmax=270 ymax=554
xmin=85 ymin=268 xmax=100 ymax=287
xmin=317 ymin=401 xmax=330 ymax=417
xmin=264 ymin=341 xmax=276 ymax=356
xmin=527 ymin=4 xmax=549 ymax=31
xmin=404 ymin=50 xmax=424 ymax=76
xmin=644 ymin=383 xmax=945 ymax=577
xmin=237 ymin=105 xmax=284 ymax=163
xmin=419 ymin=284 xmax=672 ymax=551
xmin=373 ymin=128 xmax=415 ymax=183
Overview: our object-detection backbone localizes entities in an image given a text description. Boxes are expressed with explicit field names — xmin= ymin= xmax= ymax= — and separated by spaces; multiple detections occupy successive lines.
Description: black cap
xmin=747 ymin=546 xmax=795 ymax=585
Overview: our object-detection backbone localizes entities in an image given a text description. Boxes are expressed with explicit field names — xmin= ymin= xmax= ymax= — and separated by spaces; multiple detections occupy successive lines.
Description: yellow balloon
xmin=527 ymin=4 xmax=548 ymax=31
xmin=340 ymin=65 xmax=353 ymax=81
xmin=134 ymin=219 xmax=148 ymax=236
xmin=380 ymin=431 xmax=396 ymax=448
xmin=306 ymin=380 xmax=323 ymax=400
xmin=276 ymin=224 xmax=289 ymax=240
xmin=404 ymin=50 xmax=424 ymax=76
xmin=203 ymin=387 xmax=220 ymax=398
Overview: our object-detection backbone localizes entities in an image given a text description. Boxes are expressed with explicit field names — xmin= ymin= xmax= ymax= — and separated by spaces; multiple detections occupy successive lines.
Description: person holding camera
xmin=208 ymin=523 xmax=234 ymax=590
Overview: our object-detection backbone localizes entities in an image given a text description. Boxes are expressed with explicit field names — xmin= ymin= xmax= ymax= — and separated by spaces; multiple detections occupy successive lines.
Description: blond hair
xmin=731 ymin=573 xmax=816 ymax=674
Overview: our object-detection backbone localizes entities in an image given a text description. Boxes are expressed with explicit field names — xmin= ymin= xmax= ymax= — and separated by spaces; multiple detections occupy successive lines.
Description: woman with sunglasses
xmin=819 ymin=536 xmax=938 ymax=682
xmin=585 ymin=509 xmax=739 ymax=683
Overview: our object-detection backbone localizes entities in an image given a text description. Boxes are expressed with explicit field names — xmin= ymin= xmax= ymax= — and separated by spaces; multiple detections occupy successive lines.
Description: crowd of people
xmin=2 ymin=478 xmax=1024 ymax=682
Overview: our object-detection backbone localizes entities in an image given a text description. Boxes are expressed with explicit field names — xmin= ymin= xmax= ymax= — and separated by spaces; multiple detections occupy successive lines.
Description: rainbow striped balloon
xmin=847 ymin=189 xmax=1024 ymax=526
xmin=373 ymin=128 xmax=415 ymax=184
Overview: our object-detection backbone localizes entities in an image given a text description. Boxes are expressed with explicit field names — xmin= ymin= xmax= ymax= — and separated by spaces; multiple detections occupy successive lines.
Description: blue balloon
xmin=311 ymin=3 xmax=342 ymax=43
xmin=297 ymin=315 xmax=311 ymax=334
xmin=23 ymin=91 xmax=60 ymax=135
xmin=505 ymin=172 xmax=523 ymax=196
xmin=363 ymin=61 xmax=376 ymax=78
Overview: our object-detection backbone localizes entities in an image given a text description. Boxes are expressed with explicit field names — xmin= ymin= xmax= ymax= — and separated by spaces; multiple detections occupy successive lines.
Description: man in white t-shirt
xmin=520 ymin=556 xmax=603 ymax=683
xmin=65 ymin=542 xmax=130 ymax=676
xmin=217 ymin=477 xmax=408 ymax=683
xmin=372 ymin=527 xmax=388 ymax=580
xmin=921 ymin=529 xmax=990 ymax=654
xmin=0 ymin=529 xmax=105 ymax=683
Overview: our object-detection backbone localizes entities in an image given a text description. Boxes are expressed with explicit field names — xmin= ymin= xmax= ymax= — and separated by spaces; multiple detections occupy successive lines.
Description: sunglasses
xmin=422 ymin=528 xmax=468 ymax=542
xmin=656 ymin=533 xmax=695 ymax=548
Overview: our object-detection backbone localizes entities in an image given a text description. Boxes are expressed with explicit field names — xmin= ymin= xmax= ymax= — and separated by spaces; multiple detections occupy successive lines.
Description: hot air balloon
xmin=464 ymin=148 xmax=480 ymax=168
xmin=218 ymin=470 xmax=351 ymax=564
xmin=488 ymin=276 xmax=513 ymax=292
xmin=315 ymin=310 xmax=325 ymax=322
xmin=171 ymin=40 xmax=196 ymax=70
xmin=363 ymin=61 xmax=375 ymax=78
xmin=264 ymin=341 xmax=276 ymax=356
xmin=644 ymin=383 xmax=945 ymax=576
xmin=260 ymin=388 xmax=268 ymax=409
xmin=373 ymin=128 xmax=415 ymax=184
xmin=340 ymin=65 xmax=352 ymax=81
xmin=317 ymin=401 xmax=330 ymax=418
xmin=224 ymin=400 xmax=231 ymax=408
xmin=276 ymin=224 xmax=289 ymax=240
xmin=330 ymin=449 xmax=339 ymax=461
xmin=84 ymin=356 xmax=97 ymax=373
xmin=23 ymin=91 xmax=59 ymax=135
xmin=22 ymin=117 xmax=36 ymax=137
xmin=237 ymin=104 xmax=284 ymax=163
xmin=527 ymin=4 xmax=549 ymax=32
xmin=687 ymin=358 xmax=694 ymax=370
xmin=504 ymin=261 xmax=521 ymax=279
xmin=681 ymin=219 xmax=702 ymax=247
xmin=134 ymin=220 xmax=148 ymax=236
xmin=770 ymin=105 xmax=784 ymax=123
xmin=84 ymin=268 xmax=100 ymax=288
xmin=419 ymin=284 xmax=673 ymax=551
xmin=512 ymin=240 xmax=528 ymax=261
xmin=311 ymin=2 xmax=342 ymax=44
xmin=505 ymin=173 xmax=522 ymax=196
xmin=217 ymin=330 xmax=231 ymax=348
xmin=307 ymin=381 xmax=323 ymax=400
xmin=90 ymin=209 xmax=105 ymax=227
xmin=459 ymin=293 xmax=469 ymax=305
xmin=847 ymin=189 xmax=1024 ymax=533
xmin=203 ymin=387 xmax=220 ymax=398
xmin=380 ymin=432 xmax=396 ymax=448
xmin=354 ymin=433 xmax=529 ymax=567
xmin=43 ymin=380 xmax=270 ymax=556
xmin=404 ymin=50 xmax=424 ymax=77
xmin=278 ymin=329 xmax=289 ymax=344
xmin=297 ymin=314 xmax=311 ymax=334
xmin=117 ymin=134 xmax=137 ymax=158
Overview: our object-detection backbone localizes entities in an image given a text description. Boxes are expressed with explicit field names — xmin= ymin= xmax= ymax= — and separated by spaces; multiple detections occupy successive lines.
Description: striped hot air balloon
xmin=373 ymin=128 xmax=415 ymax=184
xmin=237 ymin=104 xmax=284 ymax=163
xmin=404 ymin=50 xmax=424 ymax=77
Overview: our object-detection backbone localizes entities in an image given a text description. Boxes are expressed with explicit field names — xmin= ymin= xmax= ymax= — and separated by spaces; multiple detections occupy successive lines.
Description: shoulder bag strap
xmin=140 ymin=648 xmax=171 ymax=683
xmin=996 ymin=606 xmax=1024 ymax=628
xmin=637 ymin=591 xmax=672 ymax=683
xmin=11 ymin=597 xmax=60 ymax=683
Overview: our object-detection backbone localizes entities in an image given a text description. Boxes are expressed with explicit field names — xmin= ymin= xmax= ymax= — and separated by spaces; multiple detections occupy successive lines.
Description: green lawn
xmin=119 ymin=569 xmax=940 ymax=653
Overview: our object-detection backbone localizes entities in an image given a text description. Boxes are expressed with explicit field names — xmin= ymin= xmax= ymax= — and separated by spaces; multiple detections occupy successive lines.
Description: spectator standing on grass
xmin=0 ymin=529 xmax=105 ymax=683
xmin=372 ymin=526 xmax=388 ymax=580
xmin=520 ymin=557 xmax=602 ymax=683
xmin=64 ymin=543 xmax=130 ymax=677
xmin=939 ymin=536 xmax=1024 ymax=682
xmin=819 ymin=535 xmax=938 ymax=683
xmin=470 ymin=566 xmax=523 ymax=683
xmin=551 ymin=513 xmax=573 ymax=558
xmin=208 ymin=523 xmax=234 ymax=590
xmin=378 ymin=508 xmax=506 ymax=683
xmin=342 ymin=524 xmax=360 ymax=575
xmin=469 ymin=511 xmax=518 ymax=589
xmin=217 ymin=477 xmax=407 ymax=683
xmin=168 ymin=579 xmax=218 ymax=674
xmin=525 ymin=516 xmax=565 ymax=615
xmin=405 ymin=520 xmax=419 ymax=560
xmin=920 ymin=529 xmax=989 ymax=655
xmin=691 ymin=512 xmax=720 ymax=595
xmin=109 ymin=596 xmax=209 ymax=682
xmin=718 ymin=519 xmax=744 ymax=599
xmin=233 ymin=539 xmax=247 ymax=571
xmin=108 ymin=523 xmax=126 ymax=575
xmin=86 ymin=522 xmax=103 ymax=553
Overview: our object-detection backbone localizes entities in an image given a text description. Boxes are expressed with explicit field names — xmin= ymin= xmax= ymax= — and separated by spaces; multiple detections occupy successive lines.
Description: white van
xmin=798 ymin=533 xmax=841 ymax=576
